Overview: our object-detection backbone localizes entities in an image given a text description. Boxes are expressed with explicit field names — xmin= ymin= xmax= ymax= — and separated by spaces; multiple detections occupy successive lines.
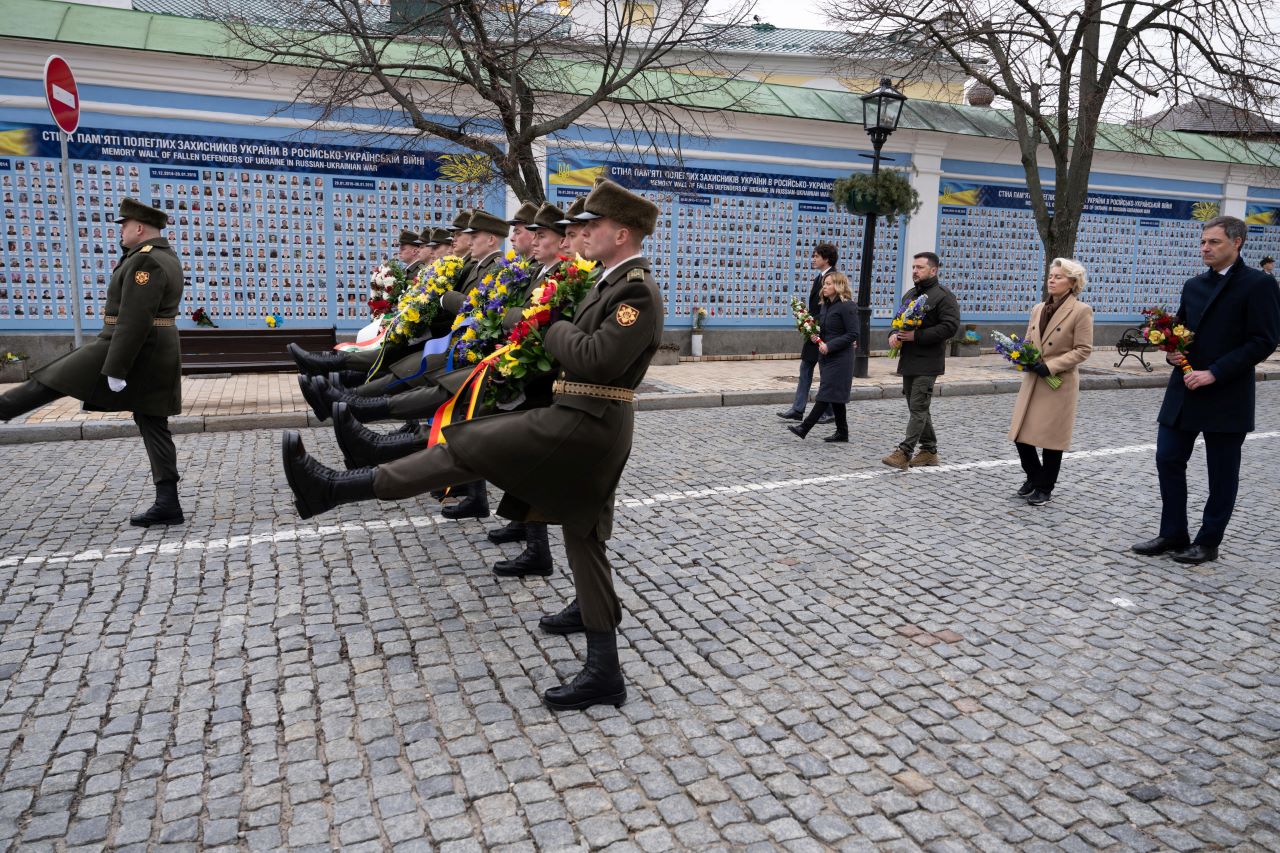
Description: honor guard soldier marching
xmin=0 ymin=198 xmax=187 ymax=526
xmin=281 ymin=179 xmax=664 ymax=711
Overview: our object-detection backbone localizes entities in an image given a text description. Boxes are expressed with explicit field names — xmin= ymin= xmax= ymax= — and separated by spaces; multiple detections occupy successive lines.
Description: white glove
xmin=107 ymin=376 xmax=127 ymax=392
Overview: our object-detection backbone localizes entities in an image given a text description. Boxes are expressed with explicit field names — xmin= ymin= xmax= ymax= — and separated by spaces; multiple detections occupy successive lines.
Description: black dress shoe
xmin=440 ymin=481 xmax=489 ymax=520
xmin=288 ymin=342 xmax=348 ymax=376
xmin=281 ymin=430 xmax=376 ymax=520
xmin=298 ymin=374 xmax=331 ymax=422
xmin=816 ymin=413 xmax=835 ymax=425
xmin=543 ymin=631 xmax=626 ymax=712
xmin=129 ymin=480 xmax=184 ymax=527
xmin=1171 ymin=543 xmax=1218 ymax=565
xmin=539 ymin=599 xmax=586 ymax=635
xmin=331 ymin=402 xmax=420 ymax=468
xmin=776 ymin=410 xmax=803 ymax=421
xmin=1131 ymin=535 xmax=1190 ymax=556
xmin=1015 ymin=480 xmax=1035 ymax=498
xmin=822 ymin=431 xmax=849 ymax=443
xmin=787 ymin=424 xmax=807 ymax=439
xmin=493 ymin=523 xmax=553 ymax=577
xmin=1026 ymin=489 xmax=1053 ymax=506
xmin=488 ymin=520 xmax=528 ymax=544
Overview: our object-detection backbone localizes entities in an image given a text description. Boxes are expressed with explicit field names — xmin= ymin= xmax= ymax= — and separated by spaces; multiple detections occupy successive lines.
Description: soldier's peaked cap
xmin=507 ymin=201 xmax=541 ymax=225
xmin=400 ymin=228 xmax=423 ymax=246
xmin=527 ymin=203 xmax=567 ymax=234
xmin=445 ymin=209 xmax=472 ymax=231
xmin=556 ymin=195 xmax=588 ymax=225
xmin=461 ymin=209 xmax=511 ymax=238
xmin=114 ymin=197 xmax=169 ymax=229
xmin=573 ymin=179 xmax=658 ymax=235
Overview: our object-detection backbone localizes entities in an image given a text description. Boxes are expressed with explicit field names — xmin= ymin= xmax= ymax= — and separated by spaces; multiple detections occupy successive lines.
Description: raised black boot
xmin=298 ymin=374 xmax=332 ymax=421
xmin=441 ymin=480 xmax=489 ymax=520
xmin=288 ymin=342 xmax=348 ymax=376
xmin=538 ymin=599 xmax=585 ymax=635
xmin=320 ymin=377 xmax=393 ymax=424
xmin=281 ymin=430 xmax=376 ymax=520
xmin=129 ymin=480 xmax=185 ymax=527
xmin=328 ymin=369 xmax=369 ymax=390
xmin=331 ymin=402 xmax=421 ymax=468
xmin=487 ymin=520 xmax=527 ymax=544
xmin=493 ymin=522 xmax=552 ymax=577
xmin=543 ymin=630 xmax=626 ymax=712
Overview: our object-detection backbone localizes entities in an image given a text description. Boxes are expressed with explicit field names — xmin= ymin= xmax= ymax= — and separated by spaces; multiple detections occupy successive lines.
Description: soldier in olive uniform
xmin=508 ymin=201 xmax=540 ymax=260
xmin=281 ymin=180 xmax=664 ymax=711
xmin=0 ymin=198 xmax=187 ymax=526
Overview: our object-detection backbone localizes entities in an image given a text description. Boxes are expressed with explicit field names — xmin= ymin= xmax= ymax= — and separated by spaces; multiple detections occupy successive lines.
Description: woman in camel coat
xmin=1007 ymin=258 xmax=1094 ymax=505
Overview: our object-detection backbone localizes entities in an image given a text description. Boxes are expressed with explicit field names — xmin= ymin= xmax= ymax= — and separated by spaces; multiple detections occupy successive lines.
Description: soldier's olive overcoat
xmin=34 ymin=237 xmax=184 ymax=416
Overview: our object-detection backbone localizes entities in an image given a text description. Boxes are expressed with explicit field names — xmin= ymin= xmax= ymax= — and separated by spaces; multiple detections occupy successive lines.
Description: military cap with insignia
xmin=556 ymin=195 xmax=588 ymax=226
xmin=113 ymin=197 xmax=169 ymax=229
xmin=573 ymin=179 xmax=659 ymax=236
xmin=429 ymin=227 xmax=452 ymax=246
xmin=400 ymin=228 xmax=423 ymax=246
xmin=508 ymin=201 xmax=540 ymax=225
xmin=461 ymin=208 xmax=511 ymax=238
xmin=526 ymin=202 xmax=567 ymax=235
xmin=416 ymin=227 xmax=434 ymax=245
xmin=445 ymin=209 xmax=472 ymax=232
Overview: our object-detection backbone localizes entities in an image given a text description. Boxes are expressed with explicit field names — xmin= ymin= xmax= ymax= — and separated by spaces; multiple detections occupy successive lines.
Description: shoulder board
xmin=626 ymin=268 xmax=645 ymax=282
xmin=140 ymin=245 xmax=154 ymax=253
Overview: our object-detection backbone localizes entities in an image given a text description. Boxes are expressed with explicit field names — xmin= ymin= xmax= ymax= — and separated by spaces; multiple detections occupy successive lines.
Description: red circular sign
xmin=43 ymin=55 xmax=80 ymax=135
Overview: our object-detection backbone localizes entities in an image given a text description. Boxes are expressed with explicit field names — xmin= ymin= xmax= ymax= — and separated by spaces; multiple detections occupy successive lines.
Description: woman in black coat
xmin=788 ymin=272 xmax=859 ymax=442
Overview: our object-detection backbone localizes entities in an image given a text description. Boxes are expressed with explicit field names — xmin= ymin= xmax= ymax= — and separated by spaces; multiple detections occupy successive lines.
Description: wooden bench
xmin=1113 ymin=326 xmax=1154 ymax=373
xmin=180 ymin=327 xmax=336 ymax=375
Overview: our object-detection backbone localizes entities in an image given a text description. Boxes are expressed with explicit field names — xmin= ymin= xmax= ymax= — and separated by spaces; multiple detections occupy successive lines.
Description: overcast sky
xmin=725 ymin=0 xmax=832 ymax=30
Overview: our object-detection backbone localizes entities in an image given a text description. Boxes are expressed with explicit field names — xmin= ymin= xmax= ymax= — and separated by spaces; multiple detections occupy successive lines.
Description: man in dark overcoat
xmin=1133 ymin=216 xmax=1280 ymax=564
xmin=0 ymin=198 xmax=187 ymax=526
xmin=778 ymin=243 xmax=838 ymax=423
xmin=280 ymin=180 xmax=664 ymax=712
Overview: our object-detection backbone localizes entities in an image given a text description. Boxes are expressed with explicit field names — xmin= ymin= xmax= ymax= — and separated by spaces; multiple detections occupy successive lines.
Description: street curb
xmin=2 ymin=370 xmax=1273 ymax=444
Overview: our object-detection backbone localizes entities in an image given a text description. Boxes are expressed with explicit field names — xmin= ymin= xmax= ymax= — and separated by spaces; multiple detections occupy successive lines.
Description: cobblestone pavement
xmin=0 ymin=384 xmax=1277 ymax=852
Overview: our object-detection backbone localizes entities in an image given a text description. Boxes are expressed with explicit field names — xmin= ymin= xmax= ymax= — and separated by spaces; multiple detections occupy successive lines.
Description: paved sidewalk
xmin=3 ymin=350 xmax=1279 ymax=444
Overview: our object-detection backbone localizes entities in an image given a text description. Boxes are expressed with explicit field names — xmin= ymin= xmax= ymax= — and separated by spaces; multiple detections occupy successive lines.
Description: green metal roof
xmin=4 ymin=0 xmax=1279 ymax=168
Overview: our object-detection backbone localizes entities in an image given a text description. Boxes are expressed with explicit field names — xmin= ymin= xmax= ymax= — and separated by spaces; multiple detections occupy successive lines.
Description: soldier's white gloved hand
xmin=107 ymin=377 xmax=127 ymax=392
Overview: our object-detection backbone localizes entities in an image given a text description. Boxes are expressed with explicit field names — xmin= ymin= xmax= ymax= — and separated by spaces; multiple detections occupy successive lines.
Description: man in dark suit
xmin=1133 ymin=216 xmax=1280 ymax=564
xmin=778 ymin=243 xmax=838 ymax=423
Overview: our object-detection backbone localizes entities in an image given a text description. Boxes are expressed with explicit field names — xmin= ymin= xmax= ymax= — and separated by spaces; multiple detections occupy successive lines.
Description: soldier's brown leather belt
xmin=104 ymin=316 xmax=176 ymax=327
xmin=553 ymin=380 xmax=635 ymax=403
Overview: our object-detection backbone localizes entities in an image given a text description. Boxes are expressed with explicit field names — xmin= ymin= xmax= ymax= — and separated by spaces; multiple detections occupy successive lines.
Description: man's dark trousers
xmin=1156 ymin=425 xmax=1245 ymax=548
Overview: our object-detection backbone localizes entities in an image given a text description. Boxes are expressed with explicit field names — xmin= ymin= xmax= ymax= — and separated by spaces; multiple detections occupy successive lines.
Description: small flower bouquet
xmin=384 ymin=255 xmax=465 ymax=346
xmin=451 ymin=251 xmax=533 ymax=365
xmin=265 ymin=312 xmax=284 ymax=329
xmin=368 ymin=260 xmax=406 ymax=317
xmin=991 ymin=330 xmax=1060 ymax=388
xmin=487 ymin=256 xmax=599 ymax=405
xmin=888 ymin=294 xmax=929 ymax=357
xmin=692 ymin=306 xmax=708 ymax=331
xmin=1140 ymin=307 xmax=1194 ymax=374
xmin=790 ymin=296 xmax=822 ymax=345
xmin=3 ymin=351 xmax=28 ymax=364
xmin=190 ymin=307 xmax=216 ymax=328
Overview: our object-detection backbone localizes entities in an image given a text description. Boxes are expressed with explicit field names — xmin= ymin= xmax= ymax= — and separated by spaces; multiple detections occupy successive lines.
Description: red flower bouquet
xmin=1140 ymin=307 xmax=1194 ymax=374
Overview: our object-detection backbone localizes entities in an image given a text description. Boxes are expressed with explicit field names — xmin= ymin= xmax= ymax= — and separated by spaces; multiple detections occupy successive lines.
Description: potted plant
xmin=950 ymin=324 xmax=982 ymax=357
xmin=830 ymin=170 xmax=921 ymax=220
xmin=1 ymin=351 xmax=29 ymax=383
xmin=690 ymin=307 xmax=707 ymax=357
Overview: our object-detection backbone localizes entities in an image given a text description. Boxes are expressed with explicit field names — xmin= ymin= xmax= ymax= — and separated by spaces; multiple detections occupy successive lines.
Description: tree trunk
xmin=495 ymin=141 xmax=547 ymax=205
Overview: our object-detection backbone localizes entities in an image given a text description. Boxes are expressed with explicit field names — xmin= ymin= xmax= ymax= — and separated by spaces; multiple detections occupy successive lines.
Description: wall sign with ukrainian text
xmin=0 ymin=121 xmax=500 ymax=330
xmin=549 ymin=154 xmax=907 ymax=326
xmin=937 ymin=180 xmax=1220 ymax=321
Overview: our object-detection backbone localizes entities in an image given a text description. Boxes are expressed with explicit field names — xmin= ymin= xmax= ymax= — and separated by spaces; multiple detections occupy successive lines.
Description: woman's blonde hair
xmin=1050 ymin=257 xmax=1087 ymax=294
xmin=825 ymin=272 xmax=854 ymax=301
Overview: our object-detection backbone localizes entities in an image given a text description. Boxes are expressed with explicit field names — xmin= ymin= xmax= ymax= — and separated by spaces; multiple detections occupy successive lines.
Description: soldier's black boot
xmin=441 ymin=481 xmax=490 ymax=520
xmin=493 ymin=523 xmax=552 ymax=577
xmin=129 ymin=480 xmax=185 ymax=527
xmin=487 ymin=520 xmax=527 ymax=545
xmin=331 ymin=402 xmax=421 ymax=469
xmin=288 ymin=342 xmax=348 ymax=376
xmin=281 ymin=430 xmax=376 ymax=520
xmin=328 ymin=369 xmax=369 ymax=390
xmin=298 ymin=374 xmax=331 ymax=421
xmin=543 ymin=630 xmax=626 ymax=712
xmin=319 ymin=378 xmax=394 ymax=424
xmin=538 ymin=599 xmax=585 ymax=635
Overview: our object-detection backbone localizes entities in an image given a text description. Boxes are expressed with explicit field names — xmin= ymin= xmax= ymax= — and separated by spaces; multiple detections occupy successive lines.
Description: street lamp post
xmin=853 ymin=77 xmax=907 ymax=379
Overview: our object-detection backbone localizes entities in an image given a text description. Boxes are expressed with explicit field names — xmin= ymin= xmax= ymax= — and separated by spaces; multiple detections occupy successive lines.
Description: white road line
xmin=1 ymin=432 xmax=1276 ymax=570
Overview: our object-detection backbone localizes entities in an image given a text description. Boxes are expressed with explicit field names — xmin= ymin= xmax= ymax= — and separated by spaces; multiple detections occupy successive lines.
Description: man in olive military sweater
xmin=281 ymin=179 xmax=664 ymax=712
xmin=0 ymin=198 xmax=187 ymax=526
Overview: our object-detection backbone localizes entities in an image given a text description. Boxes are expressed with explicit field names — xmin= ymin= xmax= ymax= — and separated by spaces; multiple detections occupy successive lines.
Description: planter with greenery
xmin=830 ymin=170 xmax=921 ymax=219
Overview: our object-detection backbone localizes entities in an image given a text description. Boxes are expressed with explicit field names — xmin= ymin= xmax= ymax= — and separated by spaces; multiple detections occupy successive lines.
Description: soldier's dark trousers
xmin=373 ymin=445 xmax=622 ymax=631
xmin=135 ymin=414 xmax=179 ymax=485
xmin=0 ymin=380 xmax=178 ymax=484
xmin=0 ymin=380 xmax=61 ymax=421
